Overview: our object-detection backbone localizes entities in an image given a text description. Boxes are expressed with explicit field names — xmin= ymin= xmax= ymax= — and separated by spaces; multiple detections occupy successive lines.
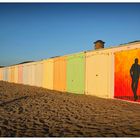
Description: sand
xmin=0 ymin=81 xmax=140 ymax=137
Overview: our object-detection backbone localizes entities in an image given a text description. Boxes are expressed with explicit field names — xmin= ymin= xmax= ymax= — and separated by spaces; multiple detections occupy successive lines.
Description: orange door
xmin=11 ymin=67 xmax=15 ymax=83
xmin=18 ymin=65 xmax=23 ymax=83
xmin=14 ymin=66 xmax=18 ymax=83
xmin=53 ymin=56 xmax=66 ymax=92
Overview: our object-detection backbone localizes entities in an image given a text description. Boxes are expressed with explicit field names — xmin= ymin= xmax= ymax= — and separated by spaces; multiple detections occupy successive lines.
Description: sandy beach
xmin=0 ymin=81 xmax=140 ymax=137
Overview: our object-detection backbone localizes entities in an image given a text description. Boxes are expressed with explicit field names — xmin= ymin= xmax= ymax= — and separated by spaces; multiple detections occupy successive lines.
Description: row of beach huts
xmin=0 ymin=41 xmax=140 ymax=102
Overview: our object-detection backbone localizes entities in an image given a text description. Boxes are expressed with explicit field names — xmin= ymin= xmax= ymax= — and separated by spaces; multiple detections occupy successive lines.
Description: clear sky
xmin=0 ymin=3 xmax=140 ymax=66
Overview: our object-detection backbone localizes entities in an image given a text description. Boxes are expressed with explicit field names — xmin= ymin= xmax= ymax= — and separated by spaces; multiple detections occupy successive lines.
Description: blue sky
xmin=0 ymin=3 xmax=140 ymax=66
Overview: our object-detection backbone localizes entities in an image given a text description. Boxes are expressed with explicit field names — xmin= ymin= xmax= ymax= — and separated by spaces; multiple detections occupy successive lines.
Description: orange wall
xmin=115 ymin=49 xmax=140 ymax=101
xmin=53 ymin=56 xmax=66 ymax=92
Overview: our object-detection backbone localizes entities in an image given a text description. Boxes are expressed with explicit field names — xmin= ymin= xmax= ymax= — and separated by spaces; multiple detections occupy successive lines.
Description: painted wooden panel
xmin=66 ymin=52 xmax=85 ymax=94
xmin=7 ymin=67 xmax=10 ymax=82
xmin=2 ymin=68 xmax=5 ymax=81
xmin=0 ymin=68 xmax=2 ymax=80
xmin=43 ymin=59 xmax=54 ymax=89
xmin=53 ymin=56 xmax=66 ymax=92
xmin=3 ymin=68 xmax=8 ymax=81
xmin=85 ymin=51 xmax=113 ymax=98
xmin=31 ymin=63 xmax=35 ymax=86
xmin=115 ymin=48 xmax=140 ymax=102
xmin=18 ymin=65 xmax=23 ymax=84
xmin=11 ymin=67 xmax=15 ymax=83
xmin=22 ymin=64 xmax=28 ymax=85
xmin=14 ymin=66 xmax=18 ymax=83
xmin=34 ymin=62 xmax=43 ymax=87
xmin=26 ymin=64 xmax=31 ymax=85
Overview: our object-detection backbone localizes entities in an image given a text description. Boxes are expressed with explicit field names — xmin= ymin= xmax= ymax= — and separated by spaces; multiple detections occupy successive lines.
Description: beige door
xmin=27 ymin=64 xmax=32 ymax=85
xmin=30 ymin=64 xmax=34 ymax=86
xmin=85 ymin=53 xmax=110 ymax=98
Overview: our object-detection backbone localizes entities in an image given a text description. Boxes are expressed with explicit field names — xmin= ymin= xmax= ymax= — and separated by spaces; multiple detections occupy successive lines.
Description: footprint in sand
xmin=3 ymin=120 xmax=8 ymax=125
xmin=18 ymin=107 xmax=24 ymax=114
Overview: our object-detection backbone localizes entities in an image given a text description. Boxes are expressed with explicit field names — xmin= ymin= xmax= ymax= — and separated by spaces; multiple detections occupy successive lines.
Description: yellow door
xmin=23 ymin=64 xmax=28 ymax=85
xmin=43 ymin=59 xmax=54 ymax=90
xmin=11 ymin=66 xmax=15 ymax=83
xmin=34 ymin=62 xmax=43 ymax=87
xmin=28 ymin=64 xmax=32 ymax=85
xmin=85 ymin=53 xmax=111 ymax=98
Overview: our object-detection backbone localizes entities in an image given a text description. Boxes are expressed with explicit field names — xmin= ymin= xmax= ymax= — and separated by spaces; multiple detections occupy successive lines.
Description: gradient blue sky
xmin=0 ymin=3 xmax=140 ymax=66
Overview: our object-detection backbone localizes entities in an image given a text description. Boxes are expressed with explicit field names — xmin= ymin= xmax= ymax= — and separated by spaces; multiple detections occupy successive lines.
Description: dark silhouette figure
xmin=130 ymin=58 xmax=140 ymax=101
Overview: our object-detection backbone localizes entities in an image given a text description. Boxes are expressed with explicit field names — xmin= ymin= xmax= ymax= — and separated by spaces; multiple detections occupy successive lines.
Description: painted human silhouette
xmin=130 ymin=58 xmax=140 ymax=101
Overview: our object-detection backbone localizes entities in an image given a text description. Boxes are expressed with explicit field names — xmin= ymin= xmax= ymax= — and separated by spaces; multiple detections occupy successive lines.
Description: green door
xmin=66 ymin=52 xmax=85 ymax=94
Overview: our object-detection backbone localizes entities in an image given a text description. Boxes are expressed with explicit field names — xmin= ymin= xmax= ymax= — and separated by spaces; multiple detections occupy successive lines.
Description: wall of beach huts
xmin=1 ymin=42 xmax=140 ymax=102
